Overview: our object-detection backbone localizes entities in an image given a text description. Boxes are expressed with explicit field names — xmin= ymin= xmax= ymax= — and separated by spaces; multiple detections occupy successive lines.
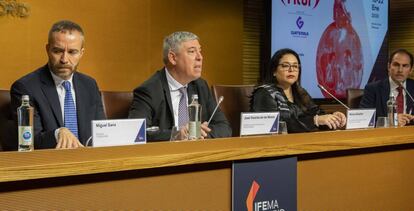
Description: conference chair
xmin=211 ymin=85 xmax=255 ymax=136
xmin=0 ymin=89 xmax=13 ymax=151
xmin=346 ymin=88 xmax=364 ymax=108
xmin=101 ymin=91 xmax=133 ymax=119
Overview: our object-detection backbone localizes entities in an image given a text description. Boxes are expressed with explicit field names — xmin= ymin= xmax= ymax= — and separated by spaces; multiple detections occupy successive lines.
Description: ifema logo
xmin=246 ymin=180 xmax=286 ymax=211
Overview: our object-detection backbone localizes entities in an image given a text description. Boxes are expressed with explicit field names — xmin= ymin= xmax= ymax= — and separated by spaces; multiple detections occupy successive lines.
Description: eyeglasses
xmin=278 ymin=63 xmax=300 ymax=72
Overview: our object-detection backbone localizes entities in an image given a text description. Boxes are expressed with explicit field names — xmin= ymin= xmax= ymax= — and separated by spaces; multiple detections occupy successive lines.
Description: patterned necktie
xmin=397 ymin=86 xmax=404 ymax=113
xmin=178 ymin=87 xmax=189 ymax=127
xmin=62 ymin=81 xmax=79 ymax=138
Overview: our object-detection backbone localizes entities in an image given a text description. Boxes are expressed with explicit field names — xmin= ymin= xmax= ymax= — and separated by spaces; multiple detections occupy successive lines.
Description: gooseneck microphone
xmin=317 ymin=84 xmax=350 ymax=109
xmin=207 ymin=96 xmax=224 ymax=126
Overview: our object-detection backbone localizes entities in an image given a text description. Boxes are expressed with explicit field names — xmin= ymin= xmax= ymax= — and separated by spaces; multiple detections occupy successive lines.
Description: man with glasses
xmin=360 ymin=48 xmax=414 ymax=126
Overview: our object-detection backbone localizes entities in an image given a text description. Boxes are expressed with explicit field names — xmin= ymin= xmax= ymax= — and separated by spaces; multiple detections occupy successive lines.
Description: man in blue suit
xmin=360 ymin=49 xmax=414 ymax=126
xmin=7 ymin=20 xmax=105 ymax=150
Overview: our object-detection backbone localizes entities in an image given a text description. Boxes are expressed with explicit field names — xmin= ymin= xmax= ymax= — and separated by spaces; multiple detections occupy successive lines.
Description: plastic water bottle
xmin=188 ymin=94 xmax=201 ymax=139
xmin=387 ymin=93 xmax=398 ymax=127
xmin=18 ymin=95 xmax=34 ymax=151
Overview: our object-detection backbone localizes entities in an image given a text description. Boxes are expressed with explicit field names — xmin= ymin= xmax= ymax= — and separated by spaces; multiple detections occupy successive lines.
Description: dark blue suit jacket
xmin=7 ymin=65 xmax=106 ymax=150
xmin=359 ymin=78 xmax=414 ymax=117
xmin=128 ymin=68 xmax=232 ymax=141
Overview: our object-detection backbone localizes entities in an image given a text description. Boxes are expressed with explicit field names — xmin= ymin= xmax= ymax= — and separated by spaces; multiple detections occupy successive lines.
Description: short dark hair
xmin=48 ymin=20 xmax=84 ymax=44
xmin=389 ymin=48 xmax=413 ymax=67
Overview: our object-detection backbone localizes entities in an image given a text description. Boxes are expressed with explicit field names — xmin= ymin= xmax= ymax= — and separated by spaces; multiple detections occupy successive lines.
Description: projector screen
xmin=271 ymin=0 xmax=389 ymax=99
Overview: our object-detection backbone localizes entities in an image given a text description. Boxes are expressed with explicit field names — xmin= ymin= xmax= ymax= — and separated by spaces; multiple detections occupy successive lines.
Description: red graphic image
xmin=246 ymin=180 xmax=260 ymax=211
xmin=316 ymin=0 xmax=363 ymax=98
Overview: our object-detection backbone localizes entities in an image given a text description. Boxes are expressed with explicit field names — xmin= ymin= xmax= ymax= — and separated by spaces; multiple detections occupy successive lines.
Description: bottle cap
xmin=22 ymin=95 xmax=29 ymax=101
xmin=192 ymin=94 xmax=198 ymax=100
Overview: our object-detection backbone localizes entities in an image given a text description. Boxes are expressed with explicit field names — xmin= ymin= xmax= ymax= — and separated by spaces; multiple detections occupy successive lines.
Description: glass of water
xmin=279 ymin=121 xmax=288 ymax=134
xmin=170 ymin=126 xmax=188 ymax=141
xmin=376 ymin=117 xmax=389 ymax=128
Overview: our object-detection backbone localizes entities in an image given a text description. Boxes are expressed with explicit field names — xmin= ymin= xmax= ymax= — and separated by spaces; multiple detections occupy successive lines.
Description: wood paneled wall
xmin=0 ymin=0 xmax=243 ymax=91
xmin=389 ymin=0 xmax=414 ymax=78
xmin=1 ymin=0 xmax=413 ymax=91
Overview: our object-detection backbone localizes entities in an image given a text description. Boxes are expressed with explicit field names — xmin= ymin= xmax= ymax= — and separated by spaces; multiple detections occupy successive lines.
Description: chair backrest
xmin=0 ymin=89 xmax=12 ymax=151
xmin=101 ymin=91 xmax=133 ymax=119
xmin=211 ymin=85 xmax=255 ymax=137
xmin=346 ymin=88 xmax=364 ymax=108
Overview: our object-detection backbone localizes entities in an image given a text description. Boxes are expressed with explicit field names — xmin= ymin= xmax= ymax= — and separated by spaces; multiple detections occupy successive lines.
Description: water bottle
xmin=188 ymin=94 xmax=202 ymax=139
xmin=18 ymin=95 xmax=34 ymax=151
xmin=386 ymin=93 xmax=398 ymax=127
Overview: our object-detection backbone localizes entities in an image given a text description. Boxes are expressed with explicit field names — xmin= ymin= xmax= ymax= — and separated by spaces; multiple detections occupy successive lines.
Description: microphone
xmin=85 ymin=136 xmax=93 ymax=147
xmin=207 ymin=96 xmax=224 ymax=126
xmin=317 ymin=84 xmax=350 ymax=109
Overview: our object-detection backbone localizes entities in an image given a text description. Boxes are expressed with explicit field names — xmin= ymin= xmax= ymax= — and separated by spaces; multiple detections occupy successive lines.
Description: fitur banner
xmin=232 ymin=157 xmax=297 ymax=211
xmin=272 ymin=0 xmax=388 ymax=99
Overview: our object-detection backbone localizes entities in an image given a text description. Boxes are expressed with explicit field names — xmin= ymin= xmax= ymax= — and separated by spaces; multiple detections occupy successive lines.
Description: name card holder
xmin=346 ymin=109 xmax=376 ymax=129
xmin=240 ymin=112 xmax=280 ymax=136
xmin=91 ymin=119 xmax=146 ymax=147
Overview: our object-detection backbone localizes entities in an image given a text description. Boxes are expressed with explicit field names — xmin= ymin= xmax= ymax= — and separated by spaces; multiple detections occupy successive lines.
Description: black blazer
xmin=7 ymin=65 xmax=106 ymax=150
xmin=359 ymin=78 xmax=414 ymax=117
xmin=128 ymin=68 xmax=232 ymax=141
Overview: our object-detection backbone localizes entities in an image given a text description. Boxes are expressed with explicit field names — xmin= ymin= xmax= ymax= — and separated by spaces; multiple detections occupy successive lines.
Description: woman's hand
xmin=316 ymin=112 xmax=346 ymax=129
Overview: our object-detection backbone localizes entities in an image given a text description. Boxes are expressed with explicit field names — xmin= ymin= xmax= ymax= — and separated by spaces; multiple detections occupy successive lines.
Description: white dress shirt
xmin=165 ymin=68 xmax=188 ymax=127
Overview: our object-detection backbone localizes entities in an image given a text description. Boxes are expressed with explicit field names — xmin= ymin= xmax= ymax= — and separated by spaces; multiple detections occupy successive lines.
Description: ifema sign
xmin=232 ymin=157 xmax=297 ymax=211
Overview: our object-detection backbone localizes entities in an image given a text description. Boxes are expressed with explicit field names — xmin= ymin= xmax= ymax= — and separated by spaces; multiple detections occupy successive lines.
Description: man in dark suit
xmin=7 ymin=20 xmax=105 ymax=150
xmin=129 ymin=31 xmax=231 ymax=141
xmin=360 ymin=49 xmax=414 ymax=126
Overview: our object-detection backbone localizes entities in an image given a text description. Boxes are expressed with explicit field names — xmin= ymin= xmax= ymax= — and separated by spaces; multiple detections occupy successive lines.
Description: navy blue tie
xmin=62 ymin=81 xmax=79 ymax=138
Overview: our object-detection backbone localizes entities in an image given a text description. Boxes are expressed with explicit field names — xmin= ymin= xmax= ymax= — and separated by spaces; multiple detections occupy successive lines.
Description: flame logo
xmin=246 ymin=180 xmax=260 ymax=211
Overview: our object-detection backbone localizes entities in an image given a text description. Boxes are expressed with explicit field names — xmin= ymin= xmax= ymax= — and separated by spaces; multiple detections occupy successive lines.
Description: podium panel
xmin=0 ymin=127 xmax=413 ymax=209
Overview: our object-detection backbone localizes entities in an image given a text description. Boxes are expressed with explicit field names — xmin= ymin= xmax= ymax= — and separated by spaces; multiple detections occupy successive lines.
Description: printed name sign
xmin=240 ymin=112 xmax=280 ymax=136
xmin=91 ymin=119 xmax=146 ymax=147
xmin=346 ymin=109 xmax=376 ymax=129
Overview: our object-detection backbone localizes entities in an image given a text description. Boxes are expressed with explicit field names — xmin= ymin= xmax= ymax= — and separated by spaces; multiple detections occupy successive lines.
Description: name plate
xmin=91 ymin=119 xmax=146 ymax=147
xmin=346 ymin=109 xmax=376 ymax=129
xmin=240 ymin=112 xmax=280 ymax=136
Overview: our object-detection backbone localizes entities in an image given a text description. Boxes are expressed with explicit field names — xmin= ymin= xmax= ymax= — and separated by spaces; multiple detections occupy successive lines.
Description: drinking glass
xmin=170 ymin=126 xmax=188 ymax=141
xmin=376 ymin=117 xmax=389 ymax=128
xmin=279 ymin=121 xmax=288 ymax=134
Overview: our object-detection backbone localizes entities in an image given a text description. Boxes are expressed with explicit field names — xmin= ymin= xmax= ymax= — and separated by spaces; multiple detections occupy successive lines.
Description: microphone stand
xmin=317 ymin=84 xmax=350 ymax=110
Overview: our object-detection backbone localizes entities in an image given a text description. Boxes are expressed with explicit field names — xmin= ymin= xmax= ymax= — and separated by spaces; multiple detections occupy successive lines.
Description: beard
xmin=49 ymin=63 xmax=77 ymax=80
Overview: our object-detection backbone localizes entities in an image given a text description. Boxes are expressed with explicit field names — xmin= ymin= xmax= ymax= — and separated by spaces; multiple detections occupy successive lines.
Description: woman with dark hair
xmin=250 ymin=48 xmax=346 ymax=133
